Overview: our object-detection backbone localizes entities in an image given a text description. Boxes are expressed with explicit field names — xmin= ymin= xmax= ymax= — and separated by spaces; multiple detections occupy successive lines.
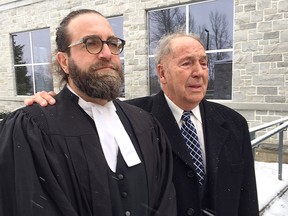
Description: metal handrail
xmin=251 ymin=121 xmax=288 ymax=147
xmin=250 ymin=118 xmax=288 ymax=180
xmin=249 ymin=116 xmax=288 ymax=139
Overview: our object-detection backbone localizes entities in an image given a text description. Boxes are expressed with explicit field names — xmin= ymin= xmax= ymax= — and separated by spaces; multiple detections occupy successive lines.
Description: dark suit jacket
xmin=127 ymin=91 xmax=259 ymax=216
xmin=0 ymin=87 xmax=176 ymax=216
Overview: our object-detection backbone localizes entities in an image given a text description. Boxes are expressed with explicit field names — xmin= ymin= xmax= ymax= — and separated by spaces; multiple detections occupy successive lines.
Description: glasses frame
xmin=67 ymin=35 xmax=126 ymax=55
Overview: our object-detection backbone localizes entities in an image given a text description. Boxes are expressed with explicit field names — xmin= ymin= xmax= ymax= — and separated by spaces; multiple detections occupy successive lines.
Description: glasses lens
xmin=86 ymin=37 xmax=102 ymax=54
xmin=108 ymin=38 xmax=124 ymax=54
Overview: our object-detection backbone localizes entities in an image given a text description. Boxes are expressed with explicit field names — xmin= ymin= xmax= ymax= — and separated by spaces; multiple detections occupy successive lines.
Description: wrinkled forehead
xmin=163 ymin=37 xmax=205 ymax=61
xmin=170 ymin=36 xmax=205 ymax=53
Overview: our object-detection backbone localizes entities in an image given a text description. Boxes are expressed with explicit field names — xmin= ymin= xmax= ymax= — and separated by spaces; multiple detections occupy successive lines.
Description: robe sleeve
xmin=0 ymin=110 xmax=78 ymax=216
xmin=127 ymin=113 xmax=177 ymax=216
xmin=150 ymin=117 xmax=177 ymax=216
xmin=113 ymin=100 xmax=177 ymax=216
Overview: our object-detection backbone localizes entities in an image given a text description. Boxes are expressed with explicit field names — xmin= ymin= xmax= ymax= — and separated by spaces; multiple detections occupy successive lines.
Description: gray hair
xmin=154 ymin=32 xmax=205 ymax=65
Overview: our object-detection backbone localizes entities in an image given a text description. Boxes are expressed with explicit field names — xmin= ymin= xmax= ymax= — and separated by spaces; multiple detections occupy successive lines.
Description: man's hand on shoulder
xmin=24 ymin=91 xmax=56 ymax=107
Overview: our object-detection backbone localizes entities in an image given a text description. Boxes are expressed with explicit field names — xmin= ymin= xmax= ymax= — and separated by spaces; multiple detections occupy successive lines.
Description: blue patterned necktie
xmin=181 ymin=111 xmax=205 ymax=186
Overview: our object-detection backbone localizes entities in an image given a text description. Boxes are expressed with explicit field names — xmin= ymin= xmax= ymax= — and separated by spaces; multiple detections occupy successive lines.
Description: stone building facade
xmin=0 ymin=0 xmax=287 ymax=143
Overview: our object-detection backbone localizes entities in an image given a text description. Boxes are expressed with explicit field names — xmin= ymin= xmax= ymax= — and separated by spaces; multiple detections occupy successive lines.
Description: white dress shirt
xmin=164 ymin=94 xmax=206 ymax=167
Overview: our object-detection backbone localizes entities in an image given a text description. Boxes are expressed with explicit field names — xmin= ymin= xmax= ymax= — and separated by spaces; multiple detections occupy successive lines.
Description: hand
xmin=24 ymin=91 xmax=56 ymax=107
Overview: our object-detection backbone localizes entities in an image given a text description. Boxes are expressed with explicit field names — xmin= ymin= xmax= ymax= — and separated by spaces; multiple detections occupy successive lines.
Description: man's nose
xmin=98 ymin=43 xmax=112 ymax=60
xmin=191 ymin=62 xmax=204 ymax=76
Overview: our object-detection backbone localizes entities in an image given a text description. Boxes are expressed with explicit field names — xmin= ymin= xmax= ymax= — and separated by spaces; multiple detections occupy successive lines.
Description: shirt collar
xmin=164 ymin=94 xmax=202 ymax=124
xmin=67 ymin=84 xmax=115 ymax=118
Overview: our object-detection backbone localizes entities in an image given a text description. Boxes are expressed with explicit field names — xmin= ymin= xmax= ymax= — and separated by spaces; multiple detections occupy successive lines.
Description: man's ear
xmin=57 ymin=52 xmax=69 ymax=75
xmin=157 ymin=64 xmax=167 ymax=85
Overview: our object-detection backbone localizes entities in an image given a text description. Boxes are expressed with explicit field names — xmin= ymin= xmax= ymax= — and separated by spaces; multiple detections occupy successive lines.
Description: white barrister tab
xmin=91 ymin=102 xmax=141 ymax=172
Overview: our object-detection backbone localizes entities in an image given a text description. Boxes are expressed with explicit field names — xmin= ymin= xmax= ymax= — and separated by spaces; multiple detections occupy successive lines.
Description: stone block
xmin=265 ymin=96 xmax=286 ymax=103
xmin=253 ymin=54 xmax=282 ymax=62
xmin=264 ymin=31 xmax=279 ymax=40
xmin=257 ymin=87 xmax=277 ymax=95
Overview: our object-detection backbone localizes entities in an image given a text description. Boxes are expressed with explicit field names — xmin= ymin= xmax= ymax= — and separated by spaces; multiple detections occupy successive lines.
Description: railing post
xmin=278 ymin=126 xmax=284 ymax=181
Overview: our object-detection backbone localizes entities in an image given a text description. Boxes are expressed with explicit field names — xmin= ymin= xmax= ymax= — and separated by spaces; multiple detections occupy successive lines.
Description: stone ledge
xmin=255 ymin=143 xmax=288 ymax=163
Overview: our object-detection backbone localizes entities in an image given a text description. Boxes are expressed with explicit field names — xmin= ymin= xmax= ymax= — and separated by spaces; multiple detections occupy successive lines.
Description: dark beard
xmin=68 ymin=59 xmax=123 ymax=101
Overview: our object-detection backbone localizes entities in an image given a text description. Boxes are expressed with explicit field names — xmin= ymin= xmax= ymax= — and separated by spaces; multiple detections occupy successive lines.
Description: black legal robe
xmin=0 ymin=87 xmax=176 ymax=216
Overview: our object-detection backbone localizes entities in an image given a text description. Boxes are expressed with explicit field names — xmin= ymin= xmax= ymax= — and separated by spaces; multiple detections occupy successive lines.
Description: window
xmin=108 ymin=16 xmax=125 ymax=97
xmin=148 ymin=0 xmax=234 ymax=99
xmin=11 ymin=28 xmax=53 ymax=96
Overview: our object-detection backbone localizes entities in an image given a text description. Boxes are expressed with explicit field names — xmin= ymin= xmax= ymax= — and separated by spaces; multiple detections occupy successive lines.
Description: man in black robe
xmin=0 ymin=9 xmax=176 ymax=216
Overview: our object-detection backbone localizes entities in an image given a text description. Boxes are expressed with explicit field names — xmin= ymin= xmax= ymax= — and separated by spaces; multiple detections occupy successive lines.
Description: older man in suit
xmin=25 ymin=32 xmax=259 ymax=216
xmin=127 ymin=32 xmax=259 ymax=216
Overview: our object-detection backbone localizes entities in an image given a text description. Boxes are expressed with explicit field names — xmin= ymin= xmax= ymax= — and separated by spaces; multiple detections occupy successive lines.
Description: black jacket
xmin=127 ymin=90 xmax=259 ymax=216
xmin=0 ymin=87 xmax=176 ymax=216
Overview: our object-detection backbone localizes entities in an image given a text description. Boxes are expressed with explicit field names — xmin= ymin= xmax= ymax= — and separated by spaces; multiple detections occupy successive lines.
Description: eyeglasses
xmin=67 ymin=35 xmax=126 ymax=55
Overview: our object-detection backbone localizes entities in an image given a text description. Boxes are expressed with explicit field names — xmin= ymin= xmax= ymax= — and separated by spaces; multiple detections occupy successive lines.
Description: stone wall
xmin=232 ymin=0 xmax=288 ymax=144
xmin=0 ymin=0 xmax=287 ymax=143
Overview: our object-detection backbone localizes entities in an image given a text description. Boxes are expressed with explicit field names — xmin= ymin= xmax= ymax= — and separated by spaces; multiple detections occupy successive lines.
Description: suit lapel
xmin=200 ymin=100 xmax=229 ymax=175
xmin=150 ymin=92 xmax=195 ymax=169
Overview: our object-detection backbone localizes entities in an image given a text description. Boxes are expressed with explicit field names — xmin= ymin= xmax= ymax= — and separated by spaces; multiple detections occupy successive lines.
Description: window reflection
xmin=149 ymin=58 xmax=160 ymax=95
xmin=15 ymin=65 xmax=33 ymax=95
xmin=12 ymin=33 xmax=31 ymax=64
xmin=206 ymin=52 xmax=232 ymax=100
xmin=12 ymin=28 xmax=52 ymax=96
xmin=32 ymin=29 xmax=51 ymax=63
xmin=189 ymin=0 xmax=234 ymax=51
xmin=34 ymin=65 xmax=53 ymax=93
xmin=148 ymin=6 xmax=186 ymax=55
